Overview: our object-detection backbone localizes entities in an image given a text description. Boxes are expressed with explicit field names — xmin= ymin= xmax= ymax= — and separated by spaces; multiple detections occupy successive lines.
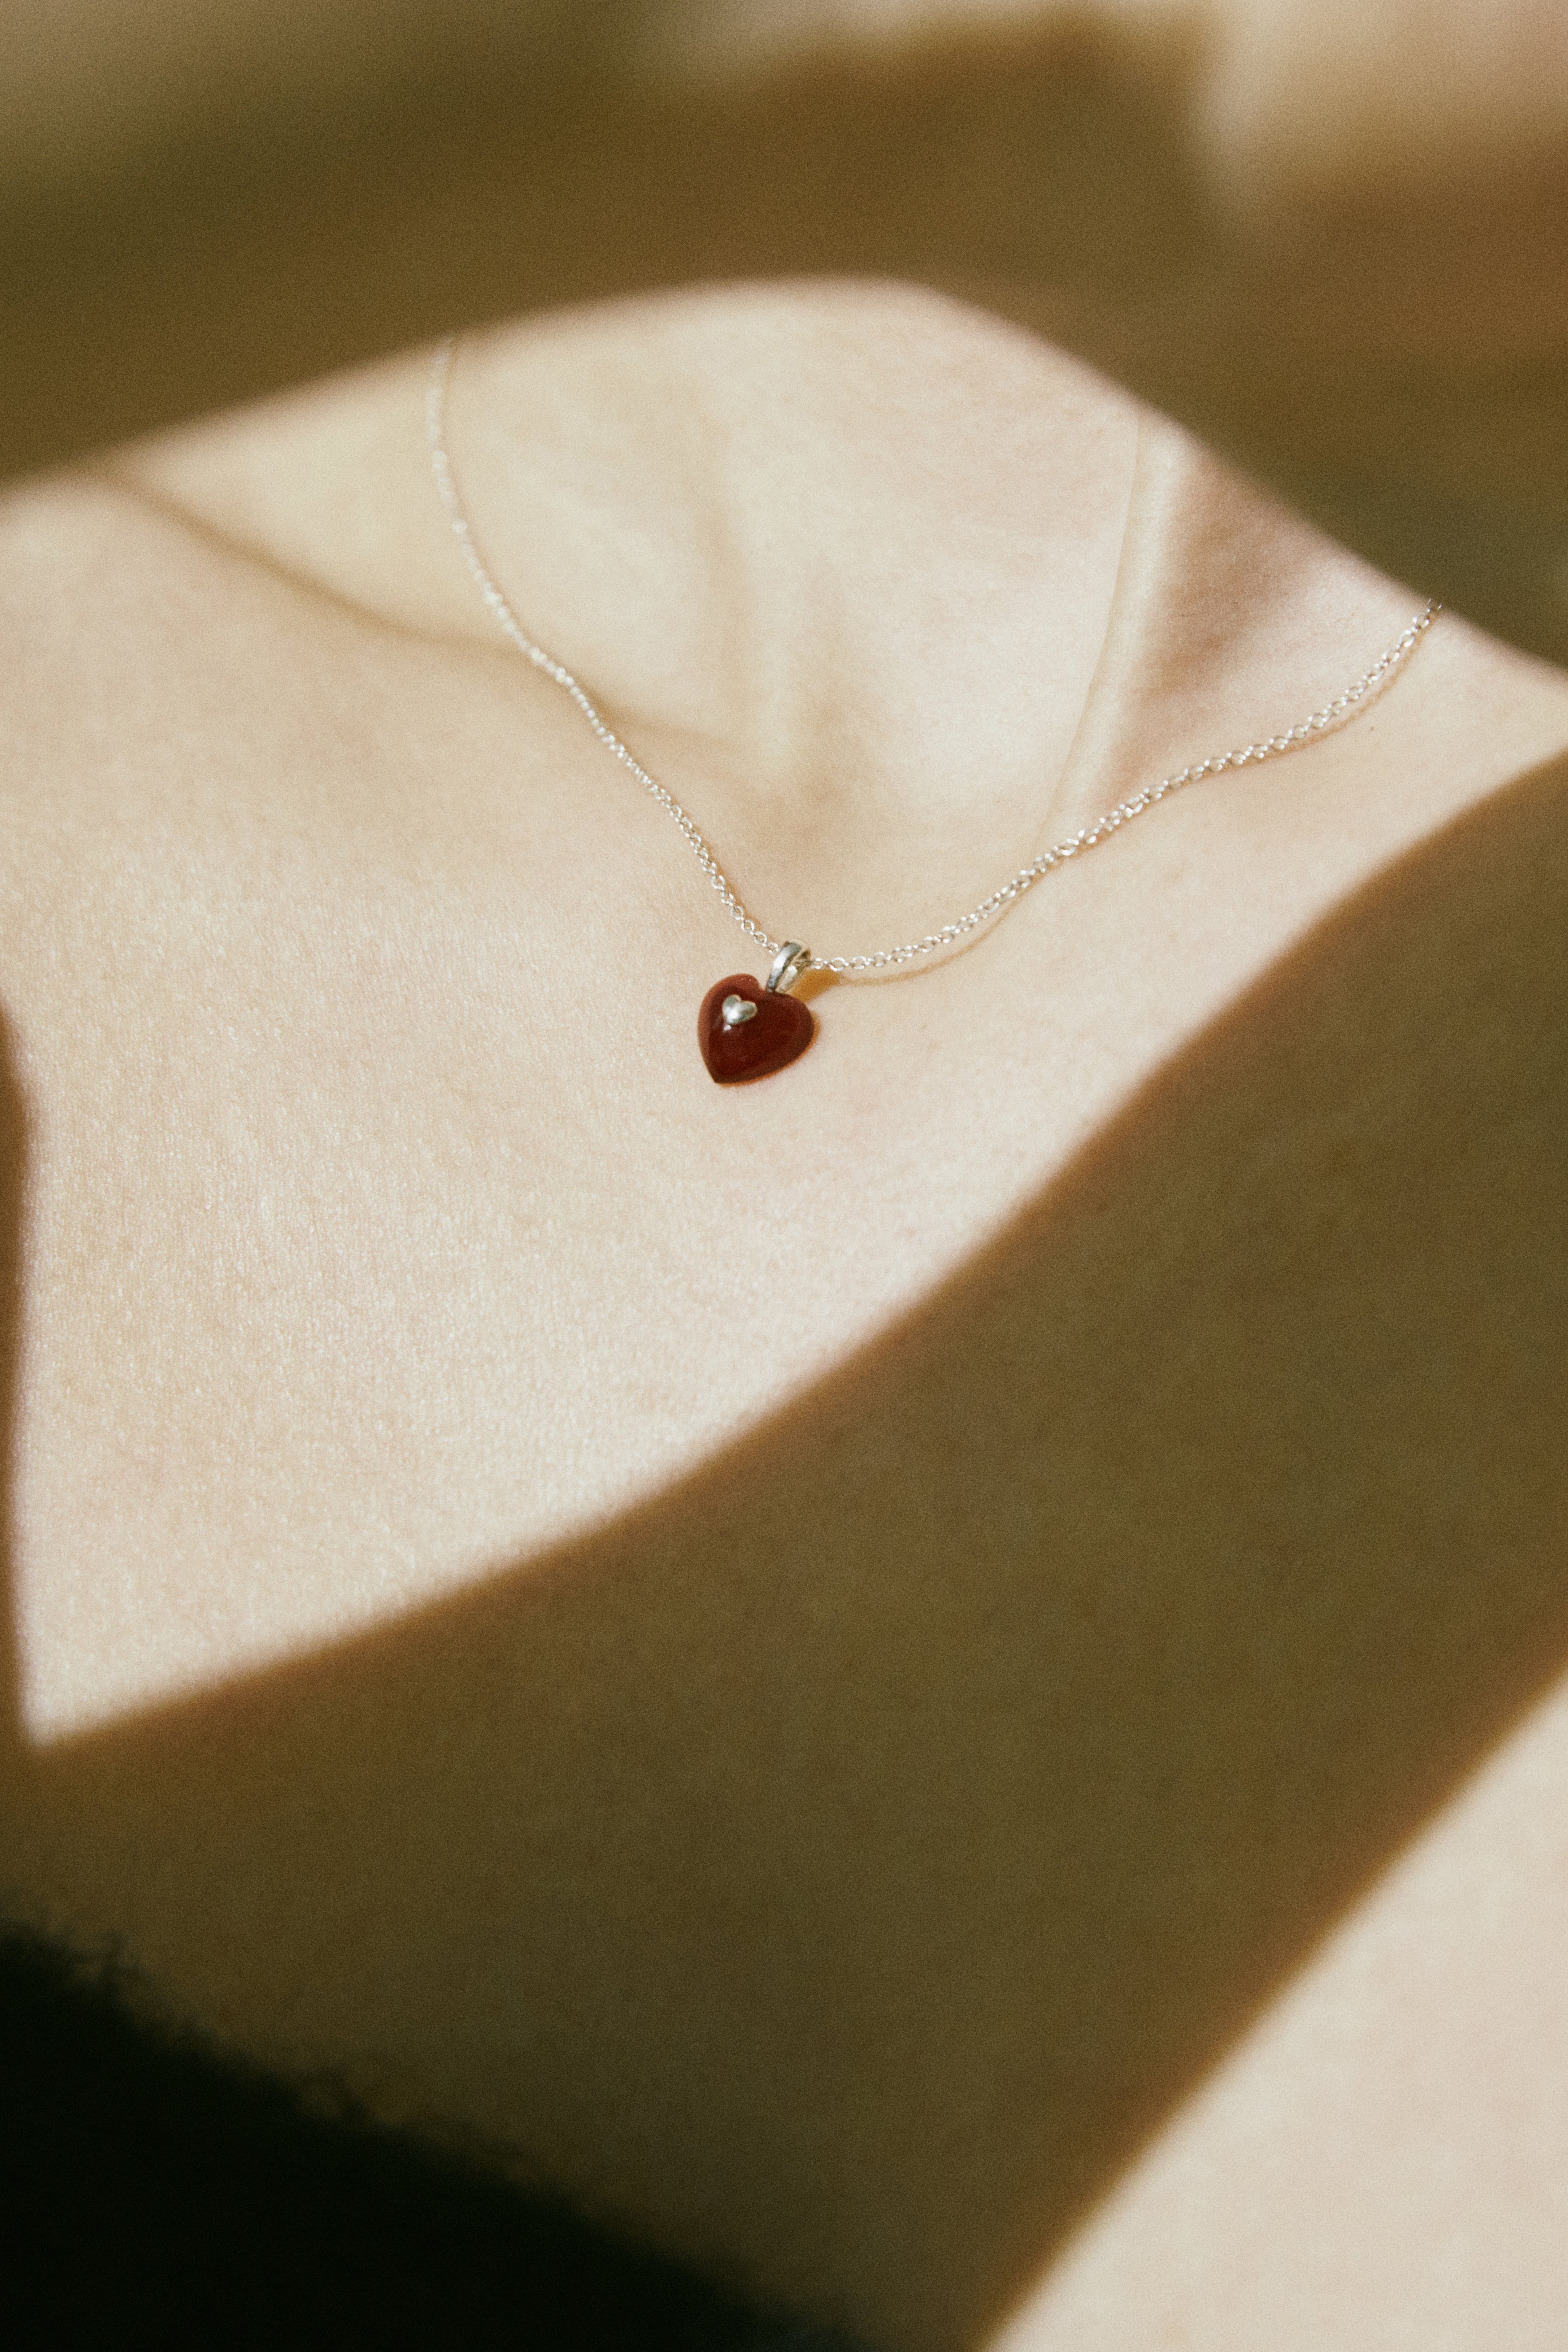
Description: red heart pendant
xmin=699 ymin=973 xmax=815 ymax=1084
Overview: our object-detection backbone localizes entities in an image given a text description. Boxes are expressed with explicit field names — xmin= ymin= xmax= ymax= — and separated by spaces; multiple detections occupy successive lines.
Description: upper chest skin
xmin=2 ymin=292 xmax=1568 ymax=2349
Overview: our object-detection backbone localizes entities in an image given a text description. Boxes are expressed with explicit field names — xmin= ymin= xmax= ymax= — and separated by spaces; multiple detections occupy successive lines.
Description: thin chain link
xmin=427 ymin=336 xmax=1437 ymax=978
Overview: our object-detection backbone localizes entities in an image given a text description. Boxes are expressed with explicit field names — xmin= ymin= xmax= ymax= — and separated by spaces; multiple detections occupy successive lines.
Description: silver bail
xmin=766 ymin=942 xmax=811 ymax=996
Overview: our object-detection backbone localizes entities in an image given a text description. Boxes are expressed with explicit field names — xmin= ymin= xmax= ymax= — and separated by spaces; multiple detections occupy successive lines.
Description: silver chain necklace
xmin=426 ymin=336 xmax=1437 ymax=1085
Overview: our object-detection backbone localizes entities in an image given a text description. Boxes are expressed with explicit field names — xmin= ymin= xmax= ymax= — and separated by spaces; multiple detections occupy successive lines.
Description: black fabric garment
xmin=0 ymin=1925 xmax=866 ymax=2352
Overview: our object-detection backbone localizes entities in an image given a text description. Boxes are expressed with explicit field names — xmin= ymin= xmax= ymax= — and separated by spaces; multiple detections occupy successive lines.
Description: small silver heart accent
xmin=721 ymin=993 xmax=758 ymax=1028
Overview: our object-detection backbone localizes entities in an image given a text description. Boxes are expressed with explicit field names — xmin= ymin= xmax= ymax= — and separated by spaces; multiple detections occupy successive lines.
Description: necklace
xmin=426 ymin=337 xmax=1437 ymax=1086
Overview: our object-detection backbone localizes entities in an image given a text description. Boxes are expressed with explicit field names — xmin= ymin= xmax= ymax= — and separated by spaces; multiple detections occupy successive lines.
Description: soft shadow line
xmin=6 ymin=748 xmax=1568 ymax=2350
xmin=0 ymin=1012 xmax=25 ymax=1758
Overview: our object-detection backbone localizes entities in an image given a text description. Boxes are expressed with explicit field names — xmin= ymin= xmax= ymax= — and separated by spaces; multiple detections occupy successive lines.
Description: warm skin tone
xmin=1 ymin=7 xmax=1568 ymax=2350
xmin=1 ymin=280 xmax=1567 ymax=2349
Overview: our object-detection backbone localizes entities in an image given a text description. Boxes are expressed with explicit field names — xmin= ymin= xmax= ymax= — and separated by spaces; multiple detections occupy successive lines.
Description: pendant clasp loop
xmin=766 ymin=942 xmax=811 ymax=996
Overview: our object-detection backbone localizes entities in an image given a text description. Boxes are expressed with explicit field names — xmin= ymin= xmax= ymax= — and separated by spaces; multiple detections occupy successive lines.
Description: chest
xmin=3 ymin=513 xmax=1568 ymax=2348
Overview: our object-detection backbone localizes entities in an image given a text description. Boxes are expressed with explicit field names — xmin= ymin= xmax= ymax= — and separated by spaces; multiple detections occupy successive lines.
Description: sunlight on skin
xmin=2 ymin=295 xmax=1567 ymax=2348
xmin=7 ymin=294 xmax=1562 ymax=1741
xmin=990 ymin=1671 xmax=1568 ymax=2350
xmin=1 ymin=10 xmax=1566 ymax=2335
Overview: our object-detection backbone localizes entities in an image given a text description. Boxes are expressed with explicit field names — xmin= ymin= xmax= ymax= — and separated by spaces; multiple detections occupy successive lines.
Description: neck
xmin=449 ymin=283 xmax=1136 ymax=940
xmin=442 ymin=283 xmax=1416 ymax=954
xmin=120 ymin=277 xmax=1426 ymax=965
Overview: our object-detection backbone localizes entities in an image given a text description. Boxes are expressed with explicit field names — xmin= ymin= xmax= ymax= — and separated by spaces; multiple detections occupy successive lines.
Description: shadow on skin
xmin=0 ymin=1013 xmax=23 ymax=1765
xmin=1 ymin=745 xmax=1567 ymax=2349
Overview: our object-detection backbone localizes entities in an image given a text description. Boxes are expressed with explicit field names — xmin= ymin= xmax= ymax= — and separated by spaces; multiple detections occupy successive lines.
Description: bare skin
xmin=1 ymin=279 xmax=1567 ymax=2346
